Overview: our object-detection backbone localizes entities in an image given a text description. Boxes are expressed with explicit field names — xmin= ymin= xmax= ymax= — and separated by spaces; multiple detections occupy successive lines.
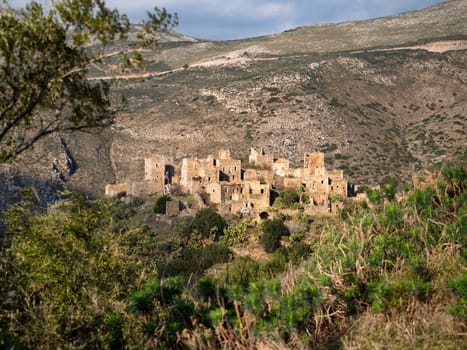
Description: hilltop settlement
xmin=106 ymin=148 xmax=361 ymax=217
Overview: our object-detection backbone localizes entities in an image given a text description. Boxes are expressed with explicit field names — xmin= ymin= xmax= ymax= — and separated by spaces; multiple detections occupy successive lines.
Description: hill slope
xmin=151 ymin=0 xmax=467 ymax=69
xmin=2 ymin=0 xmax=466 ymax=203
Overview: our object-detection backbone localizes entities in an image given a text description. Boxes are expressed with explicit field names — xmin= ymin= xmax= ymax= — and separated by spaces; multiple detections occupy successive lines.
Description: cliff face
xmin=2 ymin=1 xmax=466 ymax=207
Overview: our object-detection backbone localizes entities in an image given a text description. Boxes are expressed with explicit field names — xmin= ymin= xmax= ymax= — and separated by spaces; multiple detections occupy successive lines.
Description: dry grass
xmin=341 ymin=306 xmax=465 ymax=350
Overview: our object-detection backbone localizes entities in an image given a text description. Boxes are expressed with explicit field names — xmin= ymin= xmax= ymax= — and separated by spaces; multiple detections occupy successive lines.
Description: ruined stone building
xmin=105 ymin=148 xmax=356 ymax=216
xmin=180 ymin=150 xmax=241 ymax=194
xmin=105 ymin=155 xmax=171 ymax=197
xmin=248 ymin=149 xmax=350 ymax=214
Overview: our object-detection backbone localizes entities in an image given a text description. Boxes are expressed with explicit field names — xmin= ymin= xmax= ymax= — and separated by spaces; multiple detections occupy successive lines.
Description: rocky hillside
xmin=2 ymin=0 xmax=466 ymax=204
xmin=110 ymin=47 xmax=466 ymax=185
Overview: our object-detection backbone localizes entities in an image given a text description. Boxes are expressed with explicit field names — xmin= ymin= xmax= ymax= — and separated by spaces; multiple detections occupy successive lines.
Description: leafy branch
xmin=0 ymin=0 xmax=177 ymax=161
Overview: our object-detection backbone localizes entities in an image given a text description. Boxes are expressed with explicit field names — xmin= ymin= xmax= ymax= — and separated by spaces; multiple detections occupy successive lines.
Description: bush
xmin=196 ymin=276 xmax=218 ymax=302
xmin=262 ymin=247 xmax=288 ymax=276
xmin=159 ymin=259 xmax=192 ymax=278
xmin=381 ymin=182 xmax=396 ymax=201
xmin=0 ymin=193 xmax=159 ymax=349
xmin=297 ymin=212 xmax=314 ymax=227
xmin=261 ymin=219 xmax=290 ymax=253
xmin=287 ymin=242 xmax=312 ymax=265
xmin=221 ymin=222 xmax=248 ymax=246
xmin=224 ymin=256 xmax=261 ymax=286
xmin=159 ymin=243 xmax=231 ymax=277
xmin=129 ymin=196 xmax=145 ymax=208
xmin=273 ymin=189 xmax=300 ymax=209
xmin=447 ymin=273 xmax=467 ymax=320
xmin=199 ymin=243 xmax=232 ymax=268
xmin=366 ymin=188 xmax=382 ymax=204
xmin=154 ymin=195 xmax=171 ymax=214
xmin=175 ymin=208 xmax=227 ymax=242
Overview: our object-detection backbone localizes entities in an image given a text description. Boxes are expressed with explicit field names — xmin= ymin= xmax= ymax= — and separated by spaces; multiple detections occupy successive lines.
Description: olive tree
xmin=0 ymin=0 xmax=177 ymax=161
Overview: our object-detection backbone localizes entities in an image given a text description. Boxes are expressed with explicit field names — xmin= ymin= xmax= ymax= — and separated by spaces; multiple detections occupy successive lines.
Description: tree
xmin=0 ymin=192 xmax=160 ymax=348
xmin=0 ymin=0 xmax=177 ymax=161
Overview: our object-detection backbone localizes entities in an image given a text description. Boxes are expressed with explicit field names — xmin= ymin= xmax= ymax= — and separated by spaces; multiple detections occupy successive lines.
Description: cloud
xmin=7 ymin=0 xmax=446 ymax=40
xmin=155 ymin=1 xmax=297 ymax=20
xmin=253 ymin=2 xmax=296 ymax=19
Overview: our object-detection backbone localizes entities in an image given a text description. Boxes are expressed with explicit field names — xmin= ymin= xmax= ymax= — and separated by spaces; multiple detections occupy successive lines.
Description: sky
xmin=9 ymin=0 xmax=448 ymax=40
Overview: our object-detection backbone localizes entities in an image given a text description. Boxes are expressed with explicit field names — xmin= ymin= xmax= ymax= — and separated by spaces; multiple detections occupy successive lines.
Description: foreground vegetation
xmin=0 ymin=165 xmax=465 ymax=349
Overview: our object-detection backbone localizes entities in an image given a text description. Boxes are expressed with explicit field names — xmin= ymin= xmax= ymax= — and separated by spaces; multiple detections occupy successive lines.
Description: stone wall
xmin=273 ymin=158 xmax=289 ymax=176
xmin=329 ymin=178 xmax=348 ymax=197
xmin=218 ymin=149 xmax=231 ymax=160
xmin=129 ymin=181 xmax=161 ymax=197
xmin=218 ymin=158 xmax=241 ymax=182
xmin=166 ymin=200 xmax=180 ymax=216
xmin=243 ymin=169 xmax=274 ymax=183
xmin=303 ymin=152 xmax=324 ymax=176
xmin=283 ymin=177 xmax=302 ymax=191
xmin=144 ymin=156 xmax=165 ymax=193
xmin=105 ymin=183 xmax=127 ymax=197
xmin=249 ymin=147 xmax=274 ymax=169
xmin=246 ymin=181 xmax=271 ymax=209
xmin=205 ymin=182 xmax=222 ymax=204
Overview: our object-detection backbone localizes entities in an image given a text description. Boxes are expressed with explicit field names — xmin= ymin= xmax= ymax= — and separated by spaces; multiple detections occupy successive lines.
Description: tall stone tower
xmin=144 ymin=156 xmax=165 ymax=193
xmin=303 ymin=152 xmax=325 ymax=176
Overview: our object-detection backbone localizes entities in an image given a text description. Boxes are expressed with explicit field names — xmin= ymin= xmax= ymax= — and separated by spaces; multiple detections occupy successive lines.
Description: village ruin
xmin=105 ymin=148 xmax=359 ymax=216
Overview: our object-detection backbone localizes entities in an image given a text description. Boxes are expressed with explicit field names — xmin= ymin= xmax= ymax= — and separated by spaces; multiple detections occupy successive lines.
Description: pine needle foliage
xmin=0 ymin=164 xmax=465 ymax=349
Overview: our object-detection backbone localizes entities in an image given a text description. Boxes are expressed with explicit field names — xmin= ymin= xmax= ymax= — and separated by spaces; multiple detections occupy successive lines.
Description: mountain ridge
xmin=149 ymin=0 xmax=466 ymax=70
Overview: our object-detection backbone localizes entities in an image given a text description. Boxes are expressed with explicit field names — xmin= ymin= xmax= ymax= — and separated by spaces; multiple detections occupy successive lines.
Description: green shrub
xmin=366 ymin=188 xmax=382 ymax=204
xmin=441 ymin=165 xmax=466 ymax=197
xmin=261 ymin=219 xmax=290 ymax=253
xmin=196 ymin=276 xmax=218 ymax=302
xmin=129 ymin=196 xmax=145 ymax=208
xmin=175 ymin=208 xmax=227 ymax=242
xmin=273 ymin=189 xmax=301 ymax=209
xmin=382 ymin=182 xmax=396 ymax=201
xmin=224 ymin=256 xmax=261 ymax=286
xmin=0 ymin=193 xmax=159 ymax=349
xmin=154 ymin=195 xmax=171 ymax=214
xmin=447 ymin=273 xmax=467 ymax=320
xmin=262 ymin=247 xmax=288 ymax=276
xmin=160 ymin=243 xmax=231 ymax=277
xmin=221 ymin=222 xmax=248 ymax=246
xmin=287 ymin=242 xmax=312 ymax=265
xmin=160 ymin=259 xmax=191 ymax=277
xmin=267 ymin=97 xmax=280 ymax=103
xmin=199 ymin=243 xmax=232 ymax=267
